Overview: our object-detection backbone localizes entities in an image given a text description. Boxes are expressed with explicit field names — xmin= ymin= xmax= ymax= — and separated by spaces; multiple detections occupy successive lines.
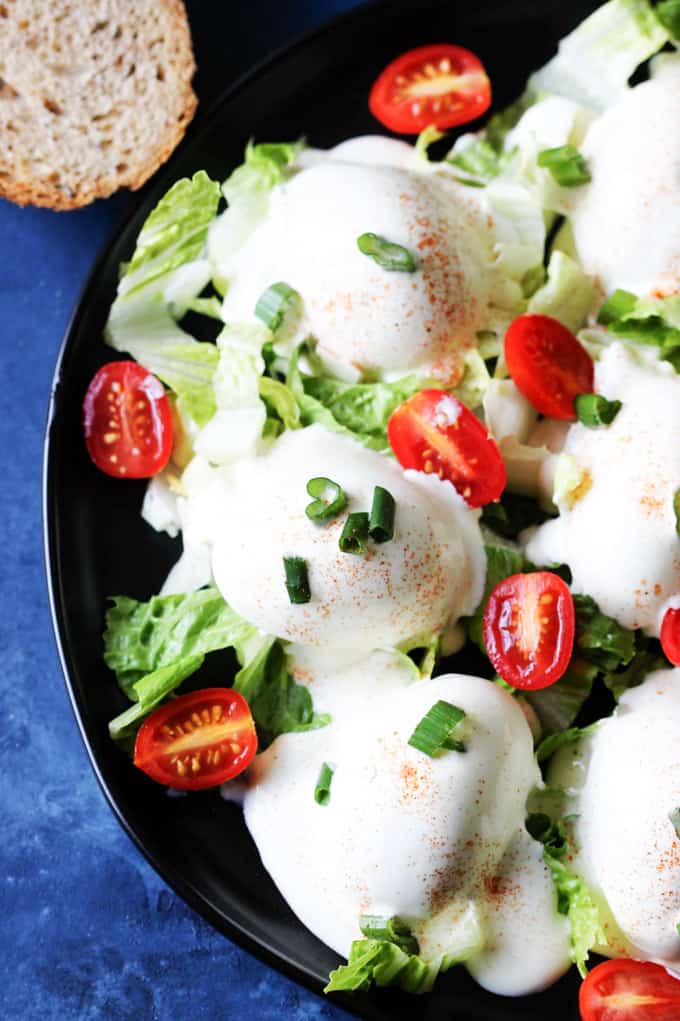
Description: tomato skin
xmin=504 ymin=314 xmax=595 ymax=420
xmin=579 ymin=959 xmax=680 ymax=1021
xmin=660 ymin=608 xmax=680 ymax=666
xmin=134 ymin=688 xmax=257 ymax=791
xmin=387 ymin=388 xmax=506 ymax=507
xmin=369 ymin=44 xmax=491 ymax=134
xmin=482 ymin=571 xmax=575 ymax=690
xmin=83 ymin=361 xmax=173 ymax=479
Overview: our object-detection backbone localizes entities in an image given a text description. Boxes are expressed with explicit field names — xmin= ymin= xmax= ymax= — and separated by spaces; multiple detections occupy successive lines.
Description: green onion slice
xmin=255 ymin=282 xmax=300 ymax=331
xmin=359 ymin=915 xmax=419 ymax=955
xmin=408 ymin=700 xmax=466 ymax=757
xmin=596 ymin=288 xmax=638 ymax=326
xmin=314 ymin=762 xmax=335 ymax=806
xmin=305 ymin=477 xmax=348 ymax=522
xmin=674 ymin=490 xmax=680 ymax=538
xmin=369 ymin=486 xmax=396 ymax=543
xmin=537 ymin=144 xmax=591 ymax=187
xmin=338 ymin=512 xmax=369 ymax=555
xmin=356 ymin=233 xmax=417 ymax=272
xmin=283 ymin=555 xmax=311 ymax=604
xmin=574 ymin=393 xmax=622 ymax=428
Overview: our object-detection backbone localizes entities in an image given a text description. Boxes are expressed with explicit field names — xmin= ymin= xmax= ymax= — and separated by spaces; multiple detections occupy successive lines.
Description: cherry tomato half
xmin=482 ymin=571 xmax=575 ymax=690
xmin=369 ymin=43 xmax=491 ymax=134
xmin=134 ymin=688 xmax=258 ymax=791
xmin=660 ymin=607 xmax=680 ymax=666
xmin=83 ymin=361 xmax=173 ymax=478
xmin=504 ymin=314 xmax=595 ymax=420
xmin=579 ymin=959 xmax=680 ymax=1021
xmin=387 ymin=388 xmax=506 ymax=507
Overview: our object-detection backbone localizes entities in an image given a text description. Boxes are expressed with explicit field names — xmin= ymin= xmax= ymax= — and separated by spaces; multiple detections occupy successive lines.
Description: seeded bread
xmin=0 ymin=0 xmax=197 ymax=209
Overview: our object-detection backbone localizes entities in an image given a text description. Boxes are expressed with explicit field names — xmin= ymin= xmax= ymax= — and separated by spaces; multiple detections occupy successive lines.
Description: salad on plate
xmin=80 ymin=0 xmax=680 ymax=1017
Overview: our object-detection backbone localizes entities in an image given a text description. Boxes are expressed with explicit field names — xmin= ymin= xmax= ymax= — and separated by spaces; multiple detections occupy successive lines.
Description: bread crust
xmin=0 ymin=0 xmax=197 ymax=210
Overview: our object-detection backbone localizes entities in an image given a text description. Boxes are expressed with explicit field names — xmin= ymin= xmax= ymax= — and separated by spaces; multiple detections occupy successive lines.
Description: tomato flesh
xmin=580 ymin=959 xmax=680 ymax=1021
xmin=369 ymin=43 xmax=491 ymax=134
xmin=482 ymin=571 xmax=575 ymax=689
xmin=660 ymin=608 xmax=680 ymax=666
xmin=134 ymin=688 xmax=257 ymax=791
xmin=504 ymin=314 xmax=595 ymax=420
xmin=387 ymin=388 xmax=506 ymax=507
xmin=83 ymin=360 xmax=173 ymax=478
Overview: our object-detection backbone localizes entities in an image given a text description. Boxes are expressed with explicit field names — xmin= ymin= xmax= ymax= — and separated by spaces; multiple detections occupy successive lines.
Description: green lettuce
xmin=103 ymin=588 xmax=261 ymax=698
xmin=529 ymin=0 xmax=669 ymax=111
xmin=599 ymin=292 xmax=680 ymax=368
xmin=209 ymin=140 xmax=304 ymax=293
xmin=106 ymin=172 xmax=222 ymax=427
xmin=108 ymin=654 xmax=205 ymax=745
xmin=233 ymin=638 xmax=330 ymax=750
xmin=467 ymin=543 xmax=529 ymax=651
xmin=526 ymin=813 xmax=605 ymax=976
xmin=528 ymin=250 xmax=596 ymax=332
xmin=535 ymin=723 xmax=599 ymax=764
xmin=445 ymin=91 xmax=536 ymax=186
xmin=325 ymin=940 xmax=437 ymax=995
xmin=657 ymin=0 xmax=680 ymax=37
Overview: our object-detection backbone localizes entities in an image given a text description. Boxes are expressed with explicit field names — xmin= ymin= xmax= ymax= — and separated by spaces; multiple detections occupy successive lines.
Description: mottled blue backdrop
xmin=0 ymin=3 xmax=362 ymax=1018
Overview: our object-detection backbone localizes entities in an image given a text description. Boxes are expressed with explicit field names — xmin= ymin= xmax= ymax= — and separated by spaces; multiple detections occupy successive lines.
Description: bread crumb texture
xmin=0 ymin=0 xmax=197 ymax=209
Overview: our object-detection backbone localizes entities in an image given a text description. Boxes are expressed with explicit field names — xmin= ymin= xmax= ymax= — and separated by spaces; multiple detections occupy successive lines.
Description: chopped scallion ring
xmin=408 ymin=700 xmax=466 ymax=757
xmin=255 ymin=282 xmax=300 ymax=331
xmin=359 ymin=915 xmax=419 ymax=955
xmin=283 ymin=555 xmax=311 ymax=604
xmin=356 ymin=233 xmax=417 ymax=272
xmin=314 ymin=762 xmax=335 ymax=806
xmin=368 ymin=486 xmax=396 ymax=543
xmin=305 ymin=477 xmax=348 ymax=522
xmin=537 ymin=144 xmax=591 ymax=187
xmin=338 ymin=512 xmax=370 ymax=555
xmin=574 ymin=393 xmax=622 ymax=428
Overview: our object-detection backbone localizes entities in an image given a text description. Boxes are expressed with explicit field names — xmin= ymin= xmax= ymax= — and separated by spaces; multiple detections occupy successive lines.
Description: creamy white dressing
xmin=242 ymin=653 xmax=570 ymax=994
xmin=216 ymin=143 xmax=492 ymax=386
xmin=211 ymin=425 xmax=485 ymax=650
xmin=549 ymin=669 xmax=680 ymax=967
xmin=526 ymin=342 xmax=680 ymax=635
xmin=568 ymin=58 xmax=680 ymax=297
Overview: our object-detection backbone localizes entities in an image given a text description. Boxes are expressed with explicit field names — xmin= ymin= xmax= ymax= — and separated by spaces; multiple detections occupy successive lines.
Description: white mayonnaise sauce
xmin=242 ymin=652 xmax=570 ymax=995
xmin=568 ymin=58 xmax=680 ymax=297
xmin=211 ymin=425 xmax=485 ymax=650
xmin=526 ymin=342 xmax=680 ymax=635
xmin=215 ymin=140 xmax=491 ymax=386
xmin=549 ymin=669 xmax=680 ymax=967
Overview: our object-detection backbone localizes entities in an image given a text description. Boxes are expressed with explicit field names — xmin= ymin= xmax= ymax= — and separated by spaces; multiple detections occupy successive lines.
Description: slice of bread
xmin=0 ymin=0 xmax=197 ymax=209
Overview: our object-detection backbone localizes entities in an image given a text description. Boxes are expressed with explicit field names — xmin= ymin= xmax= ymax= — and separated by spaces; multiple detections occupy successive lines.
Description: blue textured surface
xmin=0 ymin=3 xmax=362 ymax=1018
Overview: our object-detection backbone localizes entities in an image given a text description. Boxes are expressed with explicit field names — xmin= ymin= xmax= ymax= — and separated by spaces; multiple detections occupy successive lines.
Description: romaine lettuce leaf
xmin=526 ymin=813 xmax=605 ymax=976
xmin=466 ymin=543 xmax=529 ymax=651
xmin=528 ymin=251 xmax=596 ymax=332
xmin=103 ymin=588 xmax=260 ymax=698
xmin=535 ymin=722 xmax=599 ymax=764
xmin=106 ymin=171 xmax=223 ymax=427
xmin=233 ymin=638 xmax=330 ymax=750
xmin=529 ymin=0 xmax=669 ymax=112
xmin=325 ymin=939 xmax=437 ymax=995
xmin=108 ymin=653 xmax=205 ymax=744
xmin=208 ymin=140 xmax=304 ymax=292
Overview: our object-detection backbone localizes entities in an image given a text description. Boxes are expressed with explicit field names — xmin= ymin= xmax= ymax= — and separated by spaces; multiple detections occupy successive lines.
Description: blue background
xmin=0 ymin=3 xmax=363 ymax=1018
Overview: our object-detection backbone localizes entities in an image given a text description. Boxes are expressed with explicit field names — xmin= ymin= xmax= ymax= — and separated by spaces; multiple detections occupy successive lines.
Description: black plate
xmin=44 ymin=2 xmax=598 ymax=1018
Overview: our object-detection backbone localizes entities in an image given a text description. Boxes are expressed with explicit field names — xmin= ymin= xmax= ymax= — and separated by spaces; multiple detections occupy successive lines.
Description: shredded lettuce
xmin=325 ymin=939 xmax=437 ymax=995
xmin=657 ymin=0 xmax=680 ymax=38
xmin=535 ymin=723 xmax=599 ymax=764
xmin=445 ymin=91 xmax=537 ymax=186
xmin=108 ymin=654 xmax=205 ymax=745
xmin=208 ymin=140 xmax=304 ymax=292
xmin=528 ymin=251 xmax=596 ymax=332
xmin=106 ymin=172 xmax=222 ymax=427
xmin=415 ymin=125 xmax=446 ymax=161
xmin=103 ymin=588 xmax=261 ymax=698
xmin=233 ymin=638 xmax=330 ymax=750
xmin=529 ymin=0 xmax=669 ymax=112
xmin=526 ymin=813 xmax=605 ymax=976
xmin=600 ymin=292 xmax=680 ymax=368
xmin=467 ymin=543 xmax=530 ymax=651
xmin=193 ymin=322 xmax=269 ymax=463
